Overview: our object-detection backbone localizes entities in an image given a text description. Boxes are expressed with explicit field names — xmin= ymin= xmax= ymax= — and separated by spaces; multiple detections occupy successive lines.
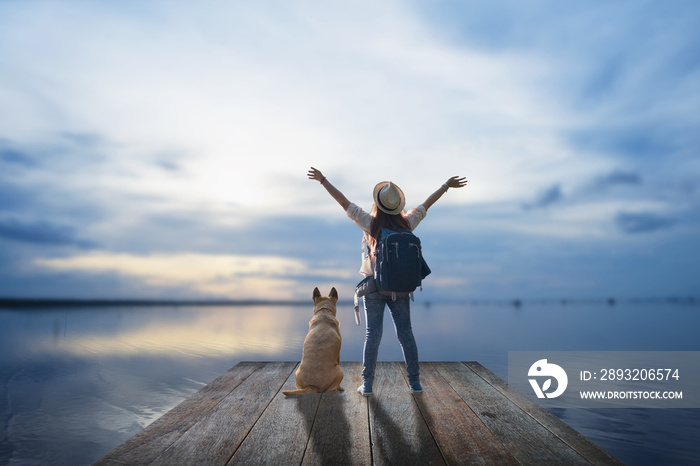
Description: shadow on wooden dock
xmin=94 ymin=361 xmax=622 ymax=465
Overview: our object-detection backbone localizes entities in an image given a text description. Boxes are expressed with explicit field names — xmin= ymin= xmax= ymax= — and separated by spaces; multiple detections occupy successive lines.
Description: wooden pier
xmin=95 ymin=361 xmax=622 ymax=465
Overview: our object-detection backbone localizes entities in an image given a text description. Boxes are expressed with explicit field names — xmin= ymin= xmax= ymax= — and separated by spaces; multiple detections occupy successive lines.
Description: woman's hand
xmin=423 ymin=176 xmax=467 ymax=210
xmin=446 ymin=176 xmax=468 ymax=189
xmin=307 ymin=166 xmax=350 ymax=209
xmin=307 ymin=167 xmax=324 ymax=182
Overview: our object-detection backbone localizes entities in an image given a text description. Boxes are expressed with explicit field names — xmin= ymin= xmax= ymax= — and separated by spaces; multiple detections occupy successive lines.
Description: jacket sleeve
xmin=345 ymin=202 xmax=372 ymax=233
xmin=406 ymin=204 xmax=427 ymax=230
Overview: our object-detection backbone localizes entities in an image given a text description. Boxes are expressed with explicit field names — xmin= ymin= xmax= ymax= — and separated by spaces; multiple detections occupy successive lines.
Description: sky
xmin=0 ymin=0 xmax=698 ymax=302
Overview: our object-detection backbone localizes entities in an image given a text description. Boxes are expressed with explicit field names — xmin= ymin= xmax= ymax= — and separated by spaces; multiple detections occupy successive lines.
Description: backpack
xmin=372 ymin=228 xmax=431 ymax=293
xmin=353 ymin=227 xmax=431 ymax=324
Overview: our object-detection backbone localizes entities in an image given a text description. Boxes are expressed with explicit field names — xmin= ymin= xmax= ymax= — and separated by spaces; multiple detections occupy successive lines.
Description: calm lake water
xmin=1 ymin=299 xmax=699 ymax=465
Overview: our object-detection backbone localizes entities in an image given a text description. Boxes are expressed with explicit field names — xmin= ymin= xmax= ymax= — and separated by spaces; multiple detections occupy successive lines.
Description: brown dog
xmin=283 ymin=287 xmax=344 ymax=396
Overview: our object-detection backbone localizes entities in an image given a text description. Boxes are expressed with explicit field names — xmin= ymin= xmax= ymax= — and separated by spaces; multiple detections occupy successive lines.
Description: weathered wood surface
xmin=369 ymin=361 xmax=444 ymax=465
xmin=414 ymin=363 xmax=519 ymax=465
xmin=435 ymin=362 xmax=590 ymax=465
xmin=301 ymin=361 xmax=371 ymax=465
xmin=463 ymin=362 xmax=622 ymax=466
xmin=95 ymin=361 xmax=622 ymax=465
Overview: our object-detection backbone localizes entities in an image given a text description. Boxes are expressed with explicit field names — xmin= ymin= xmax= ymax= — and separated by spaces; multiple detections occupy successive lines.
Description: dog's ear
xmin=329 ymin=287 xmax=338 ymax=302
xmin=313 ymin=287 xmax=321 ymax=301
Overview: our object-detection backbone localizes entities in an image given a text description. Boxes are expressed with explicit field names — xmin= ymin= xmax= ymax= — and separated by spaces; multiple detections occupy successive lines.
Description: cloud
xmin=0 ymin=183 xmax=35 ymax=212
xmin=0 ymin=146 xmax=35 ymax=167
xmin=0 ymin=0 xmax=588 ymax=213
xmin=155 ymin=160 xmax=180 ymax=172
xmin=34 ymin=252 xmax=353 ymax=300
xmin=522 ymin=184 xmax=563 ymax=210
xmin=0 ymin=1 xmax=698 ymax=300
xmin=573 ymin=169 xmax=644 ymax=200
xmin=593 ymin=170 xmax=642 ymax=189
xmin=615 ymin=211 xmax=677 ymax=234
xmin=568 ymin=125 xmax=683 ymax=160
xmin=0 ymin=218 xmax=98 ymax=249
xmin=60 ymin=132 xmax=103 ymax=147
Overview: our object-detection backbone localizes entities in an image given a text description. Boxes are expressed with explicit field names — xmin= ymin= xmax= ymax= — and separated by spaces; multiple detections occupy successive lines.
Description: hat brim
xmin=373 ymin=181 xmax=405 ymax=215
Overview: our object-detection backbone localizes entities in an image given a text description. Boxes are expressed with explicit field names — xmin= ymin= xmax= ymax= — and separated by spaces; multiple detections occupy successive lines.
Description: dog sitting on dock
xmin=283 ymin=287 xmax=344 ymax=396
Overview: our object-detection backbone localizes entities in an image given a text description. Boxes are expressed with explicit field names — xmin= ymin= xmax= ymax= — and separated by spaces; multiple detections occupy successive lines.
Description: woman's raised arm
xmin=421 ymin=176 xmax=467 ymax=211
xmin=307 ymin=167 xmax=351 ymax=210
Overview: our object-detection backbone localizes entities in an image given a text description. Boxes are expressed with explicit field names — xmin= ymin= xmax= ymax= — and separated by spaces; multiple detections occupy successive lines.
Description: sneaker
xmin=410 ymin=382 xmax=423 ymax=394
xmin=357 ymin=384 xmax=372 ymax=397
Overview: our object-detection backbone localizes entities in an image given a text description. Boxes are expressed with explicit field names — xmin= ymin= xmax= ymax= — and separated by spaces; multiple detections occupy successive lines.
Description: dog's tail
xmin=282 ymin=387 xmax=319 ymax=396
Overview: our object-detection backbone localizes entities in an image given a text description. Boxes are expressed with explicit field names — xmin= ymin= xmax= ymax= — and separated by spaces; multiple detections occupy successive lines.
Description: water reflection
xmin=0 ymin=301 xmax=699 ymax=465
xmin=0 ymin=305 xmax=315 ymax=465
xmin=31 ymin=306 xmax=308 ymax=358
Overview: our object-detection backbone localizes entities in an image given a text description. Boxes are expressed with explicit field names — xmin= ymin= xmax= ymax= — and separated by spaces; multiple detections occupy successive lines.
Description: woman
xmin=307 ymin=167 xmax=467 ymax=396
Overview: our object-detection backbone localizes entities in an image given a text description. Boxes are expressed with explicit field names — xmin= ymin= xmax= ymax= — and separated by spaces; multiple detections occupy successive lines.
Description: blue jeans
xmin=361 ymin=292 xmax=420 ymax=388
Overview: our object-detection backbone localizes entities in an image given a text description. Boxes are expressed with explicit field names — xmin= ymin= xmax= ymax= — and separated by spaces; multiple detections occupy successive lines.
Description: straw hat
xmin=373 ymin=181 xmax=405 ymax=215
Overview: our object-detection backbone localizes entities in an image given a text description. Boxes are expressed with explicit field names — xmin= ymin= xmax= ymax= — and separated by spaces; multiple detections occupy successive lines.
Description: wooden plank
xmin=94 ymin=361 xmax=264 ymax=465
xmin=435 ymin=362 xmax=592 ymax=465
xmin=149 ymin=361 xmax=296 ymax=466
xmin=97 ymin=361 xmax=620 ymax=466
xmin=369 ymin=362 xmax=445 ymax=465
xmin=302 ymin=361 xmax=372 ymax=465
xmin=228 ymin=362 xmax=318 ymax=465
xmin=412 ymin=363 xmax=519 ymax=465
xmin=465 ymin=362 xmax=623 ymax=465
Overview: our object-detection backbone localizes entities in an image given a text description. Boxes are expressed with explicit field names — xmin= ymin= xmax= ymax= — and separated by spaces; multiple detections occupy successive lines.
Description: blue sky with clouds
xmin=1 ymin=0 xmax=698 ymax=302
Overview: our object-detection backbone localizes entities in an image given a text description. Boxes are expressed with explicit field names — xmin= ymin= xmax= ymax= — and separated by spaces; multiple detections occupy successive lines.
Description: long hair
xmin=368 ymin=204 xmax=411 ymax=250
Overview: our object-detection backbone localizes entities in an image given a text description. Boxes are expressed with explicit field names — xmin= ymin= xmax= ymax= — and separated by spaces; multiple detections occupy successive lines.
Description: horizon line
xmin=0 ymin=295 xmax=697 ymax=309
